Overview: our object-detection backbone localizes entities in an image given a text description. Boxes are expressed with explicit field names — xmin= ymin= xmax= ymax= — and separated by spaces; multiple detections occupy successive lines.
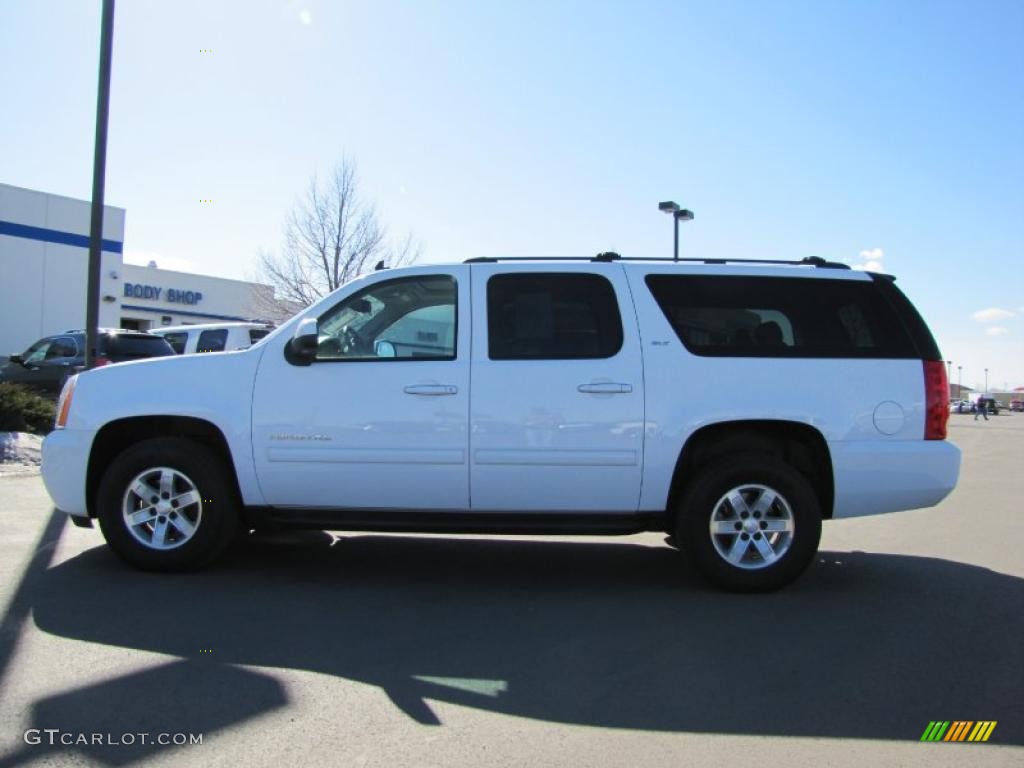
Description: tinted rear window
xmin=103 ymin=334 xmax=175 ymax=358
xmin=868 ymin=274 xmax=941 ymax=360
xmin=487 ymin=273 xmax=623 ymax=360
xmin=196 ymin=329 xmax=228 ymax=353
xmin=645 ymin=275 xmax=920 ymax=358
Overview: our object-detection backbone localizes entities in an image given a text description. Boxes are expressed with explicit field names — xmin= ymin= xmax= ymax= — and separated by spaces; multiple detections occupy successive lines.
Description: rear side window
xmin=161 ymin=332 xmax=188 ymax=354
xmin=645 ymin=275 xmax=919 ymax=358
xmin=487 ymin=273 xmax=623 ymax=360
xmin=196 ymin=329 xmax=228 ymax=353
xmin=103 ymin=334 xmax=175 ymax=359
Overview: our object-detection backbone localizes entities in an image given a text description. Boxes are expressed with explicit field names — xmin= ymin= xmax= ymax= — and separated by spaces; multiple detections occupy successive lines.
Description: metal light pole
xmin=84 ymin=0 xmax=116 ymax=370
xmin=658 ymin=201 xmax=694 ymax=261
xmin=957 ymin=366 xmax=962 ymax=398
xmin=984 ymin=368 xmax=989 ymax=393
xmin=946 ymin=360 xmax=952 ymax=396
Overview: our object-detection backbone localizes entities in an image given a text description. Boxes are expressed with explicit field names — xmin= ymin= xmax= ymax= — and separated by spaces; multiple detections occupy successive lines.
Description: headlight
xmin=55 ymin=375 xmax=77 ymax=429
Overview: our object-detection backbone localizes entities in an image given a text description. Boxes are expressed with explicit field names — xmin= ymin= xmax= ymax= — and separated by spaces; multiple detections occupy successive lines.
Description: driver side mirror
xmin=284 ymin=317 xmax=319 ymax=366
xmin=8 ymin=354 xmax=23 ymax=366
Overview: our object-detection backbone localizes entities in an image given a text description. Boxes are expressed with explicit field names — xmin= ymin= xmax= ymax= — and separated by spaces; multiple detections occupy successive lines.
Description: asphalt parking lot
xmin=0 ymin=415 xmax=1021 ymax=768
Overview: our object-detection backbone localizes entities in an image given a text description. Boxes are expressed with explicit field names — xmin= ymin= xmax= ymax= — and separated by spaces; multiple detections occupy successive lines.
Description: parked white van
xmin=153 ymin=322 xmax=274 ymax=355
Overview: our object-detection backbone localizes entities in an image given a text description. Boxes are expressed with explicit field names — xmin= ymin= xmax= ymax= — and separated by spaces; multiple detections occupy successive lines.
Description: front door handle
xmin=404 ymin=384 xmax=458 ymax=396
xmin=577 ymin=382 xmax=633 ymax=394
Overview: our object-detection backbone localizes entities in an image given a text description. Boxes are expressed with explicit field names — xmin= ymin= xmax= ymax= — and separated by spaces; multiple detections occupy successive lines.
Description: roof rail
xmin=464 ymin=254 xmax=851 ymax=269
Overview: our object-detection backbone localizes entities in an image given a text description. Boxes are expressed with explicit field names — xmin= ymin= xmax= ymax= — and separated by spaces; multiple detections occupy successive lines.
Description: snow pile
xmin=0 ymin=432 xmax=43 ymax=475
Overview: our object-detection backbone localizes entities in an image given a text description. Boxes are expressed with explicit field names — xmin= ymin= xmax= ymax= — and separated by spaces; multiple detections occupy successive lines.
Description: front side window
xmin=487 ymin=273 xmax=623 ymax=360
xmin=316 ymin=275 xmax=457 ymax=361
xmin=196 ymin=329 xmax=228 ymax=353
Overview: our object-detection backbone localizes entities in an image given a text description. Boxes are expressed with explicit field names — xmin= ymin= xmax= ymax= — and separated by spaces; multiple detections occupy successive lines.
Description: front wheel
xmin=676 ymin=454 xmax=822 ymax=592
xmin=97 ymin=437 xmax=240 ymax=571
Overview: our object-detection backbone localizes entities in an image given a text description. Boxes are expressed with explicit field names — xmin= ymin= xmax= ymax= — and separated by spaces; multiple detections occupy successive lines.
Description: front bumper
xmin=41 ymin=429 xmax=94 ymax=518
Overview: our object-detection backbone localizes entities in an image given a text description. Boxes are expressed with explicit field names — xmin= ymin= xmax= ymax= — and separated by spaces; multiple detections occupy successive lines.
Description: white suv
xmin=42 ymin=255 xmax=960 ymax=591
xmin=152 ymin=322 xmax=273 ymax=355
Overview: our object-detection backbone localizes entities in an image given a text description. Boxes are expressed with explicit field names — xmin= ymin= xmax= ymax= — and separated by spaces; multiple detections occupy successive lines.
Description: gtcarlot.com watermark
xmin=24 ymin=729 xmax=202 ymax=747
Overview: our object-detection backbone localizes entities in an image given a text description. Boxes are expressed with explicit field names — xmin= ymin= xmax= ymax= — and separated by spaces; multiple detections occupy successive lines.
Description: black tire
xmin=96 ymin=437 xmax=240 ymax=571
xmin=675 ymin=453 xmax=821 ymax=592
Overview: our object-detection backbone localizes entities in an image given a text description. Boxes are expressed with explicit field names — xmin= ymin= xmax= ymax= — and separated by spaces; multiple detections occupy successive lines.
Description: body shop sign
xmin=123 ymin=283 xmax=203 ymax=305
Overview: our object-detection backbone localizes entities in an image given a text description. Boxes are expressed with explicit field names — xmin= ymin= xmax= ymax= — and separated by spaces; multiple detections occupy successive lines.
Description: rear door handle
xmin=404 ymin=384 xmax=458 ymax=396
xmin=577 ymin=382 xmax=633 ymax=394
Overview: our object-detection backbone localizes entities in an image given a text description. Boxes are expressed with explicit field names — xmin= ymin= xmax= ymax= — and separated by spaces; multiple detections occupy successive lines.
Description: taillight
xmin=55 ymin=375 xmax=76 ymax=429
xmin=923 ymin=360 xmax=948 ymax=440
xmin=92 ymin=357 xmax=111 ymax=367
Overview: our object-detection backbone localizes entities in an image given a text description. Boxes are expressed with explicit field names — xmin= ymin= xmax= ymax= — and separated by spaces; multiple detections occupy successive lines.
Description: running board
xmin=244 ymin=507 xmax=667 ymax=536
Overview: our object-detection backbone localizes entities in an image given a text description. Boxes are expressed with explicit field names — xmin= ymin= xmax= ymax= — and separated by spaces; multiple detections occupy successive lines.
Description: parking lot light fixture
xmin=658 ymin=201 xmax=695 ymax=261
xmin=85 ymin=0 xmax=116 ymax=370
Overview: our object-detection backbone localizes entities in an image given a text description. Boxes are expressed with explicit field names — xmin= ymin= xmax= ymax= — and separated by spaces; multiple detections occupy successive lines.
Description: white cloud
xmin=972 ymin=307 xmax=1015 ymax=323
xmin=860 ymin=247 xmax=883 ymax=261
xmin=299 ymin=9 xmax=312 ymax=24
xmin=985 ymin=326 xmax=1010 ymax=337
xmin=852 ymin=247 xmax=885 ymax=272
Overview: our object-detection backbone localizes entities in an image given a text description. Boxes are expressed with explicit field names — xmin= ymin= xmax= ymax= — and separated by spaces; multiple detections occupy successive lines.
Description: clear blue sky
xmin=2 ymin=0 xmax=1022 ymax=388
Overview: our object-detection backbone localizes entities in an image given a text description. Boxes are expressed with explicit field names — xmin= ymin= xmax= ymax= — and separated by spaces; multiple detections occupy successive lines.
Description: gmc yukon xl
xmin=42 ymin=255 xmax=960 ymax=591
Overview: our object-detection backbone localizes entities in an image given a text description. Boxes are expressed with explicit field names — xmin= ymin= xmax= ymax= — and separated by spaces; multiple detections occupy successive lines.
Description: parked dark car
xmin=1010 ymin=399 xmax=1023 ymax=413
xmin=0 ymin=329 xmax=175 ymax=394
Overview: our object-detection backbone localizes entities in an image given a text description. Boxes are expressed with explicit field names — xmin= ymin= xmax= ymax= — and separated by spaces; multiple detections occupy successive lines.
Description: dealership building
xmin=0 ymin=182 xmax=276 ymax=356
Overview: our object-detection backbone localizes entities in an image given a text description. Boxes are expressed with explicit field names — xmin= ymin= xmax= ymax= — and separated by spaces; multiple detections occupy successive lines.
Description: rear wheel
xmin=97 ymin=437 xmax=240 ymax=571
xmin=676 ymin=453 xmax=821 ymax=592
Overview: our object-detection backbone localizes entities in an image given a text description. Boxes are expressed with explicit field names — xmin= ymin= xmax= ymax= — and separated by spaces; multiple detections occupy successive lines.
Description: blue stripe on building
xmin=121 ymin=304 xmax=254 ymax=322
xmin=0 ymin=220 xmax=123 ymax=254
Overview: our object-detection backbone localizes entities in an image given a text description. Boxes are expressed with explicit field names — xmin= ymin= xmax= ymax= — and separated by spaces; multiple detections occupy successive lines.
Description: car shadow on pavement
xmin=0 ymin=511 xmax=288 ymax=768
xmin=29 ymin=532 xmax=1024 ymax=746
xmin=1 ymin=660 xmax=287 ymax=768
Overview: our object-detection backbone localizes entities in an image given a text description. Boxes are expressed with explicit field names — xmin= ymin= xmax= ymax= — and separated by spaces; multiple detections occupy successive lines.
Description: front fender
xmin=67 ymin=350 xmax=264 ymax=505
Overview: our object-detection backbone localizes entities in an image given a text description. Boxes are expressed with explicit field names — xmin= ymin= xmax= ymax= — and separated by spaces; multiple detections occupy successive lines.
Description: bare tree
xmin=254 ymin=158 xmax=420 ymax=318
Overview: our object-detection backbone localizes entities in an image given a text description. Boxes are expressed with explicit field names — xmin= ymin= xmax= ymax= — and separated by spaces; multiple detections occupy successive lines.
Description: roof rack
xmin=464 ymin=254 xmax=851 ymax=269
